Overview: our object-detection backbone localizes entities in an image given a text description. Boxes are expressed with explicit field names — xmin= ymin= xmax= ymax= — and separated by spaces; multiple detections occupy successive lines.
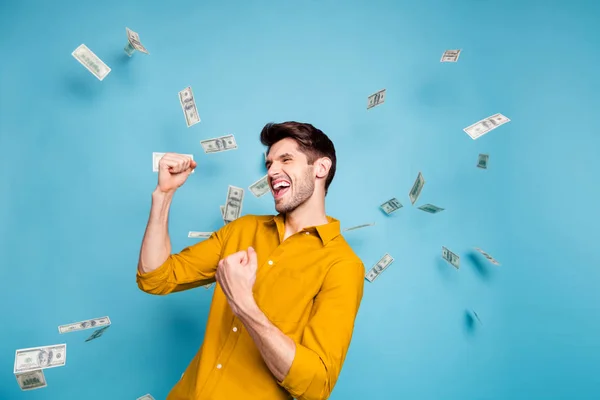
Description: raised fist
xmin=157 ymin=153 xmax=197 ymax=193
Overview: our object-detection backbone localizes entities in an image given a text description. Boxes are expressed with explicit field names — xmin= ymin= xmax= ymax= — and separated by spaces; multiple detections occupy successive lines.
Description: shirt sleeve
xmin=278 ymin=260 xmax=365 ymax=400
xmin=136 ymin=219 xmax=236 ymax=295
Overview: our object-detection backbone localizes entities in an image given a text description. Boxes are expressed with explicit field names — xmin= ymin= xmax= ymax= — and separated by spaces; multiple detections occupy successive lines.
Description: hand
xmin=157 ymin=153 xmax=197 ymax=193
xmin=216 ymin=247 xmax=259 ymax=316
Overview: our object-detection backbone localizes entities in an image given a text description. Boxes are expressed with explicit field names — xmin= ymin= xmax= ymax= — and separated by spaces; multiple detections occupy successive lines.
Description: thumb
xmin=247 ymin=246 xmax=258 ymax=267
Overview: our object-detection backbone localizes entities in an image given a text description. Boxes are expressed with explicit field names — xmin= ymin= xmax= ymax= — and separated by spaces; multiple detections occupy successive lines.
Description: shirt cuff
xmin=136 ymin=259 xmax=171 ymax=293
xmin=279 ymin=343 xmax=324 ymax=398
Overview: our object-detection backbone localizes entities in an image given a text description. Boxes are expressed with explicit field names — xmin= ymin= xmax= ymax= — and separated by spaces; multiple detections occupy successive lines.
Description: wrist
xmin=153 ymin=187 xmax=176 ymax=199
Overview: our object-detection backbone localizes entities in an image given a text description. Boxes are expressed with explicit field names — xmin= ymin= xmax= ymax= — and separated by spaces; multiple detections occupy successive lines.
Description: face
xmin=265 ymin=138 xmax=316 ymax=214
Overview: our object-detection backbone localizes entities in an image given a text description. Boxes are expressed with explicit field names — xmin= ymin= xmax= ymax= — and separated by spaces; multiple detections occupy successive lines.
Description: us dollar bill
xmin=223 ymin=186 xmax=244 ymax=223
xmin=85 ymin=326 xmax=110 ymax=342
xmin=380 ymin=198 xmax=402 ymax=215
xmin=220 ymin=205 xmax=225 ymax=218
xmin=71 ymin=44 xmax=111 ymax=81
xmin=367 ymin=89 xmax=386 ymax=109
xmin=15 ymin=370 xmax=47 ymax=391
xmin=442 ymin=246 xmax=460 ymax=269
xmin=440 ymin=49 xmax=461 ymax=62
xmin=188 ymin=231 xmax=212 ymax=239
xmin=409 ymin=172 xmax=425 ymax=205
xmin=342 ymin=222 xmax=375 ymax=232
xmin=14 ymin=344 xmax=67 ymax=374
xmin=249 ymin=174 xmax=270 ymax=197
xmin=126 ymin=27 xmax=149 ymax=54
xmin=474 ymin=247 xmax=501 ymax=266
xmin=178 ymin=86 xmax=201 ymax=127
xmin=58 ymin=316 xmax=111 ymax=334
xmin=153 ymin=152 xmax=194 ymax=173
xmin=366 ymin=253 xmax=394 ymax=282
xmin=201 ymin=134 xmax=238 ymax=153
xmin=463 ymin=113 xmax=510 ymax=140
xmin=137 ymin=394 xmax=156 ymax=400
xmin=202 ymin=282 xmax=215 ymax=290
xmin=417 ymin=204 xmax=444 ymax=214
xmin=477 ymin=154 xmax=489 ymax=169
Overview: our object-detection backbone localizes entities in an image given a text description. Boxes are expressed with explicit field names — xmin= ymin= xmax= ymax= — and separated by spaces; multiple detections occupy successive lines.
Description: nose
xmin=267 ymin=162 xmax=281 ymax=179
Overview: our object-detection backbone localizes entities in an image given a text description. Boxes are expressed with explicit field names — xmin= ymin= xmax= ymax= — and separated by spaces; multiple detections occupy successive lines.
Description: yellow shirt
xmin=136 ymin=214 xmax=365 ymax=400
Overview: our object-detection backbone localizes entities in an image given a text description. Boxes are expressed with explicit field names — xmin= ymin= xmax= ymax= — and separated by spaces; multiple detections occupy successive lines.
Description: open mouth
xmin=271 ymin=178 xmax=291 ymax=200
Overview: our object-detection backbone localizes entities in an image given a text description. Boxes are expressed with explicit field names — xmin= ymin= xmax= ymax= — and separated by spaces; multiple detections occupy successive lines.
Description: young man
xmin=136 ymin=121 xmax=365 ymax=400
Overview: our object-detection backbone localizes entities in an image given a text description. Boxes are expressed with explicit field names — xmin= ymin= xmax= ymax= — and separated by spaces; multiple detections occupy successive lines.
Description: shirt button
xmin=233 ymin=327 xmax=238 ymax=332
xmin=268 ymin=260 xmax=273 ymax=265
xmin=217 ymin=364 xmax=222 ymax=369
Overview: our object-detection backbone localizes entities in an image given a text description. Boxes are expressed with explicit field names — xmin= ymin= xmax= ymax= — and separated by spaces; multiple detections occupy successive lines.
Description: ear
xmin=315 ymin=157 xmax=332 ymax=179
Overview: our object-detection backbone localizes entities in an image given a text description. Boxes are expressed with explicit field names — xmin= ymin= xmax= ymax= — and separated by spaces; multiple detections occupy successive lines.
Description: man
xmin=136 ymin=121 xmax=365 ymax=400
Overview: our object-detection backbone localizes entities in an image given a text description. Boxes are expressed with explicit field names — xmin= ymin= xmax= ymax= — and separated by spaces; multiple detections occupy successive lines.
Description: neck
xmin=282 ymin=193 xmax=328 ymax=238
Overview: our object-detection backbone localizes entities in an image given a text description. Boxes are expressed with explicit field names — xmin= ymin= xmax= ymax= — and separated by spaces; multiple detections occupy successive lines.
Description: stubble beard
xmin=275 ymin=168 xmax=315 ymax=214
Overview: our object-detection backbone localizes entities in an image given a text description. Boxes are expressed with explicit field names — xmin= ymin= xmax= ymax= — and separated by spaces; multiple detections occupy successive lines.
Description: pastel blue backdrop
xmin=1 ymin=0 xmax=599 ymax=398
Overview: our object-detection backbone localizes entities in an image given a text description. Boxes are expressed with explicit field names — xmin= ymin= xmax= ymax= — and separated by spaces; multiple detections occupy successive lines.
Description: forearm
xmin=138 ymin=188 xmax=175 ymax=274
xmin=237 ymin=300 xmax=296 ymax=382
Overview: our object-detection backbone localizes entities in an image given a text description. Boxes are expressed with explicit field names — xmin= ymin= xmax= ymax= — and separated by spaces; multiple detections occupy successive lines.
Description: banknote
xmin=188 ymin=231 xmax=212 ymax=239
xmin=365 ymin=253 xmax=394 ymax=282
xmin=440 ymin=49 xmax=461 ymax=62
xmin=14 ymin=344 xmax=67 ymax=374
xmin=85 ymin=326 xmax=109 ymax=342
xmin=220 ymin=205 xmax=225 ymax=218
xmin=442 ymin=246 xmax=460 ymax=269
xmin=71 ymin=44 xmax=111 ymax=81
xmin=477 ymin=154 xmax=489 ymax=169
xmin=264 ymin=151 xmax=268 ymax=161
xmin=249 ymin=174 xmax=270 ymax=197
xmin=178 ymin=87 xmax=201 ymax=127
xmin=202 ymin=282 xmax=215 ymax=290
xmin=152 ymin=152 xmax=194 ymax=173
xmin=380 ymin=198 xmax=402 ymax=215
xmin=417 ymin=204 xmax=444 ymax=214
xmin=409 ymin=172 xmax=425 ymax=205
xmin=471 ymin=310 xmax=482 ymax=324
xmin=137 ymin=394 xmax=156 ymax=400
xmin=15 ymin=370 xmax=47 ymax=391
xmin=342 ymin=222 xmax=375 ymax=232
xmin=126 ymin=27 xmax=149 ymax=54
xmin=200 ymin=134 xmax=238 ymax=153
xmin=474 ymin=247 xmax=501 ymax=265
xmin=223 ymin=186 xmax=244 ymax=223
xmin=58 ymin=316 xmax=111 ymax=334
xmin=463 ymin=113 xmax=510 ymax=140
xmin=367 ymin=89 xmax=386 ymax=109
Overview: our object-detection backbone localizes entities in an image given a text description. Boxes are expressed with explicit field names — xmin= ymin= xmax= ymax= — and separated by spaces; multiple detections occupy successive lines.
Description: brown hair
xmin=260 ymin=121 xmax=337 ymax=194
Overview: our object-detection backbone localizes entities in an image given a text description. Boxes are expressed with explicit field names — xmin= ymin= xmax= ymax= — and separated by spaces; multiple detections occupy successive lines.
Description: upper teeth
xmin=273 ymin=181 xmax=290 ymax=189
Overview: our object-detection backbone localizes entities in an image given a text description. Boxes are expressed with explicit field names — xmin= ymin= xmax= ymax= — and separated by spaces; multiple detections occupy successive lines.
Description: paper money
xmin=137 ymin=394 xmax=156 ymax=400
xmin=409 ymin=172 xmax=425 ymax=205
xmin=440 ymin=49 xmax=461 ymax=62
xmin=365 ymin=253 xmax=394 ymax=282
xmin=72 ymin=44 xmax=111 ymax=81
xmin=85 ymin=326 xmax=109 ymax=342
xmin=188 ymin=231 xmax=212 ymax=239
xmin=474 ymin=247 xmax=501 ymax=266
xmin=125 ymin=27 xmax=149 ymax=55
xmin=58 ymin=316 xmax=111 ymax=334
xmin=477 ymin=154 xmax=489 ymax=169
xmin=463 ymin=113 xmax=510 ymax=140
xmin=264 ymin=151 xmax=268 ymax=161
xmin=249 ymin=175 xmax=270 ymax=197
xmin=202 ymin=282 xmax=215 ymax=290
xmin=442 ymin=246 xmax=460 ymax=269
xmin=14 ymin=344 xmax=67 ymax=374
xmin=220 ymin=205 xmax=225 ymax=218
xmin=417 ymin=204 xmax=444 ymax=214
xmin=200 ymin=134 xmax=238 ymax=154
xmin=342 ymin=222 xmax=375 ymax=232
xmin=367 ymin=89 xmax=386 ymax=109
xmin=15 ymin=370 xmax=47 ymax=391
xmin=152 ymin=152 xmax=194 ymax=173
xmin=178 ymin=87 xmax=201 ymax=127
xmin=223 ymin=186 xmax=244 ymax=223
xmin=471 ymin=310 xmax=482 ymax=324
xmin=380 ymin=198 xmax=402 ymax=215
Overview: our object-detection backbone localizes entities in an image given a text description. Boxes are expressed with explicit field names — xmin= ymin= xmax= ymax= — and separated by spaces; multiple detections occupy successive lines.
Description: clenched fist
xmin=157 ymin=153 xmax=197 ymax=193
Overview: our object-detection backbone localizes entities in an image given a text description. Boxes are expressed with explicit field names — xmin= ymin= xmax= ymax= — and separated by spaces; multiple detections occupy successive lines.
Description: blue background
xmin=1 ymin=0 xmax=599 ymax=398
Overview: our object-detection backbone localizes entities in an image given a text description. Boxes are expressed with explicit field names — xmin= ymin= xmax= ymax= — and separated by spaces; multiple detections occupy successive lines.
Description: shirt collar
xmin=264 ymin=214 xmax=341 ymax=246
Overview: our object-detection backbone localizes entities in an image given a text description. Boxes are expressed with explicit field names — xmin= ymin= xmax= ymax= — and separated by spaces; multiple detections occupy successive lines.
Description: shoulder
xmin=324 ymin=235 xmax=366 ymax=274
xmin=218 ymin=214 xmax=275 ymax=235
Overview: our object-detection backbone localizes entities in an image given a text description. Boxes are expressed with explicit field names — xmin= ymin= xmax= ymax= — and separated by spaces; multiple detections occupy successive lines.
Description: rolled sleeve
xmin=279 ymin=260 xmax=365 ymax=400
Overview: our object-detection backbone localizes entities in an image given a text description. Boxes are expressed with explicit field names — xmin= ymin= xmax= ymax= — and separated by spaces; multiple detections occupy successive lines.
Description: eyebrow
xmin=265 ymin=152 xmax=294 ymax=168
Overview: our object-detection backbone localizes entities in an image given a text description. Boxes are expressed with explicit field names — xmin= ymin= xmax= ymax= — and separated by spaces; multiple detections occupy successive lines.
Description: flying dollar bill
xmin=15 ymin=370 xmax=47 ymax=391
xmin=440 ymin=49 xmax=461 ymax=62
xmin=220 ymin=205 xmax=225 ymax=218
xmin=474 ymin=247 xmax=501 ymax=265
xmin=463 ymin=113 xmax=510 ymax=140
xmin=202 ymin=282 xmax=215 ymax=290
xmin=14 ymin=344 xmax=67 ymax=374
xmin=200 ymin=134 xmax=238 ymax=153
xmin=152 ymin=152 xmax=194 ymax=173
xmin=367 ymin=89 xmax=386 ymax=109
xmin=471 ymin=310 xmax=482 ymax=324
xmin=249 ymin=174 xmax=270 ymax=197
xmin=72 ymin=44 xmax=111 ymax=81
xmin=409 ymin=172 xmax=425 ymax=205
xmin=477 ymin=154 xmax=489 ymax=169
xmin=342 ymin=222 xmax=375 ymax=232
xmin=223 ymin=186 xmax=244 ymax=223
xmin=417 ymin=204 xmax=444 ymax=214
xmin=366 ymin=253 xmax=394 ymax=282
xmin=442 ymin=246 xmax=460 ymax=269
xmin=85 ymin=326 xmax=109 ymax=342
xmin=188 ymin=231 xmax=212 ymax=239
xmin=380 ymin=198 xmax=402 ymax=215
xmin=178 ymin=87 xmax=201 ymax=127
xmin=137 ymin=394 xmax=156 ymax=400
xmin=58 ymin=316 xmax=111 ymax=334
xmin=125 ymin=27 xmax=149 ymax=56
